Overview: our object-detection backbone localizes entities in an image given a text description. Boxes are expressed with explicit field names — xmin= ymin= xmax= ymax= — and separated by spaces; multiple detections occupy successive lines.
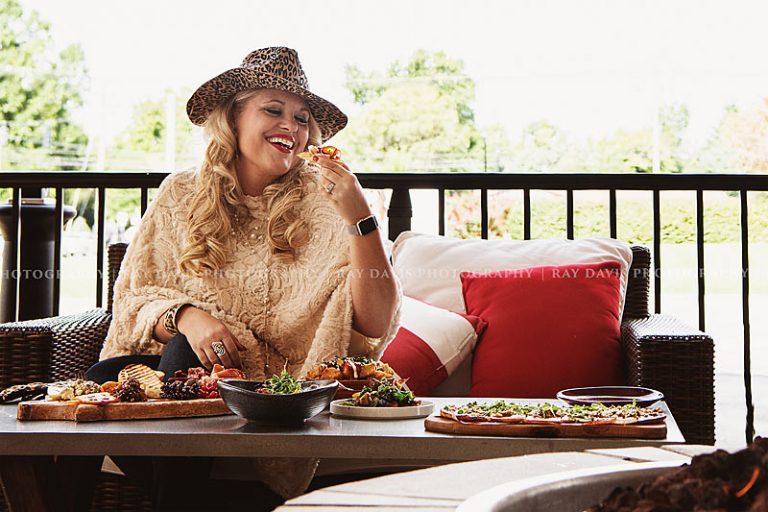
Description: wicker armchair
xmin=0 ymin=243 xmax=715 ymax=510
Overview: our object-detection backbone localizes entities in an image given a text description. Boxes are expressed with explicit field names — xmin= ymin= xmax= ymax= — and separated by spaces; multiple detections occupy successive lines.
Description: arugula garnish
xmin=263 ymin=369 xmax=302 ymax=395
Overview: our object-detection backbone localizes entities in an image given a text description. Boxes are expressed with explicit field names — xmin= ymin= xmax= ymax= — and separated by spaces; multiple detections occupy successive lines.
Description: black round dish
xmin=218 ymin=379 xmax=338 ymax=424
xmin=556 ymin=386 xmax=664 ymax=407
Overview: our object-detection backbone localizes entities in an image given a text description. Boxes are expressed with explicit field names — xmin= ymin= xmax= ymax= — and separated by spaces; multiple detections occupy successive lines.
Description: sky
xmin=18 ymin=0 xmax=768 ymax=149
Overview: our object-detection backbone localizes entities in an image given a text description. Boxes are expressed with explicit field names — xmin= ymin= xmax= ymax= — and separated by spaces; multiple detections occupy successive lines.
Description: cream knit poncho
xmin=99 ymin=169 xmax=401 ymax=497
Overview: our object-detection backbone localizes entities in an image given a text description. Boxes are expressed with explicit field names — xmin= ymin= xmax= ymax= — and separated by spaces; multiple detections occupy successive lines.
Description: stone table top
xmin=277 ymin=445 xmax=718 ymax=511
xmin=0 ymin=398 xmax=683 ymax=459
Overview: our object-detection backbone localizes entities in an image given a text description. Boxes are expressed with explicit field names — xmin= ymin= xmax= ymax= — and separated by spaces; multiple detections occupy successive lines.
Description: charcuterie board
xmin=424 ymin=415 xmax=667 ymax=439
xmin=17 ymin=398 xmax=232 ymax=422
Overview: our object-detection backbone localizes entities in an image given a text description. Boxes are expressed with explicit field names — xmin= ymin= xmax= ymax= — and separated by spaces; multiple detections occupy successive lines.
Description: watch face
xmin=358 ymin=215 xmax=379 ymax=235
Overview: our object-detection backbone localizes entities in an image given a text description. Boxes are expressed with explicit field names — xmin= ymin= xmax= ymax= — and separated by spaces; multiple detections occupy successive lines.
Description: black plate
xmin=218 ymin=379 xmax=338 ymax=425
xmin=556 ymin=386 xmax=664 ymax=407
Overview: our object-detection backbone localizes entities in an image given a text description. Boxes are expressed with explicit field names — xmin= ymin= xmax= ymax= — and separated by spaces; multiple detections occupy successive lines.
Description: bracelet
xmin=163 ymin=304 xmax=186 ymax=336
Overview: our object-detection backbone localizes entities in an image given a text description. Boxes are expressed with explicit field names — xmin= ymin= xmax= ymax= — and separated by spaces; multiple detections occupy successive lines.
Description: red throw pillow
xmin=462 ymin=261 xmax=625 ymax=398
xmin=381 ymin=296 xmax=487 ymax=396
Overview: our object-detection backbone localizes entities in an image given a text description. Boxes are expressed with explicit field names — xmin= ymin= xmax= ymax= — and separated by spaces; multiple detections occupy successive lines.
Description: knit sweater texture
xmin=100 ymin=169 xmax=401 ymax=497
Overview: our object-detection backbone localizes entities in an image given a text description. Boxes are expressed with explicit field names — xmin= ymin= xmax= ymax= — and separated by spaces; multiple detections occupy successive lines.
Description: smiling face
xmin=233 ymin=89 xmax=311 ymax=192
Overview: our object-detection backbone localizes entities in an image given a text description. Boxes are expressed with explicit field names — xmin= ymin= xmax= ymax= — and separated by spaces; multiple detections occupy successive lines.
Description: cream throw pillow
xmin=391 ymin=232 xmax=634 ymax=320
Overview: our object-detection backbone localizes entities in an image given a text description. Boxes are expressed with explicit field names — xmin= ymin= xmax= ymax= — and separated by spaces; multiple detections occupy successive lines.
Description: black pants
xmin=85 ymin=333 xmax=202 ymax=384
xmin=87 ymin=335 xmax=284 ymax=512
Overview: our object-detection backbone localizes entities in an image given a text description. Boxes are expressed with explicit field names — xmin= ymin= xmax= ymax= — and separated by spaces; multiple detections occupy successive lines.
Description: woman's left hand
xmin=311 ymin=151 xmax=373 ymax=224
xmin=308 ymin=147 xmax=399 ymax=339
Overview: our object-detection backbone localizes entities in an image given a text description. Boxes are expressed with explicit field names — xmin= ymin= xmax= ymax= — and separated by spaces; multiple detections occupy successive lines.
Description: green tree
xmin=657 ymin=103 xmax=690 ymax=173
xmin=0 ymin=0 xmax=88 ymax=170
xmin=514 ymin=120 xmax=568 ymax=171
xmin=113 ymin=87 xmax=197 ymax=155
xmin=590 ymin=129 xmax=654 ymax=173
xmin=580 ymin=103 xmax=690 ymax=174
xmin=107 ymin=87 xmax=201 ymax=173
xmin=337 ymin=50 xmax=484 ymax=171
xmin=99 ymin=88 xmax=200 ymax=227
xmin=694 ymin=101 xmax=768 ymax=173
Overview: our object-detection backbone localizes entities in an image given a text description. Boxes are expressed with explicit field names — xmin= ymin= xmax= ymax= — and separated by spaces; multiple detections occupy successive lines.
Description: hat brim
xmin=186 ymin=67 xmax=348 ymax=143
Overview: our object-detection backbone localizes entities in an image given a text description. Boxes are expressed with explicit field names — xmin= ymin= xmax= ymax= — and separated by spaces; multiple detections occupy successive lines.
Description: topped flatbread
xmin=298 ymin=145 xmax=343 ymax=163
xmin=304 ymin=356 xmax=394 ymax=381
xmin=440 ymin=401 xmax=666 ymax=426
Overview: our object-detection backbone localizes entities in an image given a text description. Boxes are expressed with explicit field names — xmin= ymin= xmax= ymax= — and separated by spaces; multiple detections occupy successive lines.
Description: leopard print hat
xmin=186 ymin=47 xmax=348 ymax=142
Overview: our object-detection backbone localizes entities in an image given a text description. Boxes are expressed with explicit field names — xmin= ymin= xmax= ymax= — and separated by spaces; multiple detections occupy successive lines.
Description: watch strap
xmin=346 ymin=214 xmax=379 ymax=236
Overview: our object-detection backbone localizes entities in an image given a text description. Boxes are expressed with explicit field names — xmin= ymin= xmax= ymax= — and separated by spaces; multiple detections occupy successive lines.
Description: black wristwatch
xmin=346 ymin=214 xmax=379 ymax=236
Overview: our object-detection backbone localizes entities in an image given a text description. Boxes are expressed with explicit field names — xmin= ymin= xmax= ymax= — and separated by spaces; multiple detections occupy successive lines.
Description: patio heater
xmin=0 ymin=188 xmax=76 ymax=322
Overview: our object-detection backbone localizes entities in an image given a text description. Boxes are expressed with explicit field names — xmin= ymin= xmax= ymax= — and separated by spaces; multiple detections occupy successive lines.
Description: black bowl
xmin=556 ymin=386 xmax=664 ymax=407
xmin=217 ymin=379 xmax=338 ymax=424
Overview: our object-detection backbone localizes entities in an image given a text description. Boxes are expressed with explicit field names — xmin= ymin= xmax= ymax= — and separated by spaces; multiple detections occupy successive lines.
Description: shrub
xmin=445 ymin=190 xmax=768 ymax=244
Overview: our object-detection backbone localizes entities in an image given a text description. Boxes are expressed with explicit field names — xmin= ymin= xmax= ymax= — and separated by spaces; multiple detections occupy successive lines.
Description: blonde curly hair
xmin=179 ymin=89 xmax=322 ymax=275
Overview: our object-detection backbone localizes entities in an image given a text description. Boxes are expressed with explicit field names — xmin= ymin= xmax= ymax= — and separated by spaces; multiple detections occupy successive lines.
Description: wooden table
xmin=278 ymin=445 xmax=716 ymax=511
xmin=0 ymin=398 xmax=684 ymax=511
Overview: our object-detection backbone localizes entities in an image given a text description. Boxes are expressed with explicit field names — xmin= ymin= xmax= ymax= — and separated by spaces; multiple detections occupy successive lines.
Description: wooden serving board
xmin=17 ymin=398 xmax=232 ymax=422
xmin=424 ymin=415 xmax=667 ymax=439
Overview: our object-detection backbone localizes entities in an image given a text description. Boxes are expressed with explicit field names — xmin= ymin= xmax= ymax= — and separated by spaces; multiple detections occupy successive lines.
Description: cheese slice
xmin=76 ymin=392 xmax=119 ymax=405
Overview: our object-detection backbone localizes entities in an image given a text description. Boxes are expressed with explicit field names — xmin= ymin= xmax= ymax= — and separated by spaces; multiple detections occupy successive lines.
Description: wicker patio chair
xmin=0 ymin=243 xmax=715 ymax=512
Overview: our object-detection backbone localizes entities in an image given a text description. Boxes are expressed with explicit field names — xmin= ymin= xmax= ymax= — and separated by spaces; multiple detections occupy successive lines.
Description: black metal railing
xmin=2 ymin=170 xmax=768 ymax=442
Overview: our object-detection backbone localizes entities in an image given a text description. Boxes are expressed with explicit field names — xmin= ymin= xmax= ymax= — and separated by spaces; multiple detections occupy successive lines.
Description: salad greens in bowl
xmin=218 ymin=370 xmax=337 ymax=424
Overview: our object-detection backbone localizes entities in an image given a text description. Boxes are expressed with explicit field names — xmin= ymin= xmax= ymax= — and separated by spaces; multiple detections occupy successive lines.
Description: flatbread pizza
xmin=440 ymin=401 xmax=666 ymax=426
xmin=298 ymin=145 xmax=343 ymax=163
xmin=304 ymin=356 xmax=394 ymax=381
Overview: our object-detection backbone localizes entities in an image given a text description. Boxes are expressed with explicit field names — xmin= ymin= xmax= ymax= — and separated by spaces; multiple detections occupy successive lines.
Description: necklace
xmin=231 ymin=211 xmax=294 ymax=375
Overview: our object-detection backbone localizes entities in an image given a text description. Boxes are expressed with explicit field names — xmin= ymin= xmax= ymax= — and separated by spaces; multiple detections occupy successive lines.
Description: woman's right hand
xmin=175 ymin=306 xmax=246 ymax=370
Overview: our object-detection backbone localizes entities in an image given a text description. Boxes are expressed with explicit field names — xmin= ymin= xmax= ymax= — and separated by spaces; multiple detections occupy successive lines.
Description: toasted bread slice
xmin=118 ymin=364 xmax=163 ymax=398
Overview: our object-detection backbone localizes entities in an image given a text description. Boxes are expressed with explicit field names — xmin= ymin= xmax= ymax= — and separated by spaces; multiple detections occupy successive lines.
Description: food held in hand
xmin=351 ymin=378 xmax=416 ymax=407
xmin=298 ymin=145 xmax=343 ymax=163
xmin=305 ymin=356 xmax=394 ymax=381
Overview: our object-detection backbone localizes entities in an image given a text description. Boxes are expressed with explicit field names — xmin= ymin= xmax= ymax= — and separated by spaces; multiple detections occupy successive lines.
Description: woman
xmin=91 ymin=47 xmax=401 ymax=509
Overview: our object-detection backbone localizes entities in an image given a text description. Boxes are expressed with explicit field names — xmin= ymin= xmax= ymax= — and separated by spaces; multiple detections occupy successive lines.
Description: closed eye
xmin=295 ymin=115 xmax=309 ymax=125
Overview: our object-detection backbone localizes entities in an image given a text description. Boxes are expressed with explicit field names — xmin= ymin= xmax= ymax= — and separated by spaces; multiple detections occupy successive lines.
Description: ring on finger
xmin=325 ymin=182 xmax=335 ymax=193
xmin=211 ymin=340 xmax=226 ymax=357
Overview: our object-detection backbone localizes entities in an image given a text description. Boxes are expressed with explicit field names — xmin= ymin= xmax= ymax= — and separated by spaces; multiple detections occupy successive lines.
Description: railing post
xmin=387 ymin=187 xmax=412 ymax=242
xmin=0 ymin=190 xmax=75 ymax=321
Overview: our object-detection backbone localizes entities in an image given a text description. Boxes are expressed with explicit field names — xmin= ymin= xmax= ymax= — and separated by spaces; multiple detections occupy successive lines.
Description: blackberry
xmin=113 ymin=378 xmax=147 ymax=402
xmin=160 ymin=380 xmax=200 ymax=400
